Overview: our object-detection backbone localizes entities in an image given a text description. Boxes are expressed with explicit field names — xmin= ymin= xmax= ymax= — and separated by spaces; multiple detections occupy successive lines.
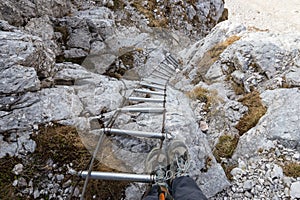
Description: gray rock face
xmin=290 ymin=181 xmax=300 ymax=199
xmin=120 ymin=87 xmax=230 ymax=199
xmin=116 ymin=0 xmax=226 ymax=40
xmin=52 ymin=7 xmax=115 ymax=62
xmin=0 ymin=30 xmax=55 ymax=80
xmin=0 ymin=65 xmax=40 ymax=94
xmin=0 ymin=0 xmax=72 ymax=26
xmin=233 ymin=88 xmax=300 ymax=159
xmin=285 ymin=67 xmax=300 ymax=87
xmin=24 ymin=15 xmax=59 ymax=55
xmin=0 ymin=87 xmax=83 ymax=133
xmin=220 ymin=32 xmax=300 ymax=92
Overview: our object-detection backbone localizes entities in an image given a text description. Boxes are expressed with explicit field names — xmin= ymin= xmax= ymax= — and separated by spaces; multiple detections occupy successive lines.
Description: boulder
xmin=0 ymin=65 xmax=40 ymax=94
xmin=233 ymin=88 xmax=300 ymax=159
xmin=0 ymin=0 xmax=72 ymax=26
xmin=0 ymin=30 xmax=55 ymax=80
xmin=290 ymin=181 xmax=300 ymax=199
xmin=285 ymin=67 xmax=300 ymax=87
xmin=0 ymin=87 xmax=83 ymax=133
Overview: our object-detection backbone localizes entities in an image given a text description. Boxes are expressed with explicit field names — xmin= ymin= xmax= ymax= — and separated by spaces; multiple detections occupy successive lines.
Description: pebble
xmin=12 ymin=179 xmax=18 ymax=187
xmin=243 ymin=180 xmax=253 ymax=190
xmin=62 ymin=180 xmax=72 ymax=188
xmin=34 ymin=189 xmax=40 ymax=199
xmin=212 ymin=142 xmax=300 ymax=200
xmin=56 ymin=174 xmax=64 ymax=182
xmin=73 ymin=187 xmax=80 ymax=197
xmin=244 ymin=191 xmax=252 ymax=198
xmin=18 ymin=177 xmax=27 ymax=187
xmin=290 ymin=181 xmax=300 ymax=198
xmin=48 ymin=173 xmax=53 ymax=179
xmin=199 ymin=121 xmax=209 ymax=132
xmin=293 ymin=153 xmax=300 ymax=160
xmin=12 ymin=163 xmax=24 ymax=175
xmin=231 ymin=167 xmax=245 ymax=176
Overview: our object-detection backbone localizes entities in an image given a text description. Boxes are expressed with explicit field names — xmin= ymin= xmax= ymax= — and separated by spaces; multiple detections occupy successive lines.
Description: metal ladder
xmin=78 ymin=54 xmax=180 ymax=198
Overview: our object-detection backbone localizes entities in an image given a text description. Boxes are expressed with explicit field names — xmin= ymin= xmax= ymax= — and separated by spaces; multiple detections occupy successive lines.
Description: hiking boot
xmin=145 ymin=147 xmax=169 ymax=183
xmin=167 ymin=140 xmax=190 ymax=179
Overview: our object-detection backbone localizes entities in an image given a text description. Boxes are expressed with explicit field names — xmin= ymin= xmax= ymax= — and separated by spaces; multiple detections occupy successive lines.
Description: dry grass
xmin=235 ymin=91 xmax=267 ymax=135
xmin=282 ymin=162 xmax=300 ymax=178
xmin=113 ymin=0 xmax=126 ymax=10
xmin=131 ymin=0 xmax=168 ymax=27
xmin=213 ymin=135 xmax=239 ymax=162
xmin=192 ymin=36 xmax=241 ymax=84
xmin=213 ymin=135 xmax=239 ymax=180
xmin=0 ymin=156 xmax=21 ymax=200
xmin=0 ymin=123 xmax=129 ymax=199
xmin=187 ymin=87 xmax=220 ymax=112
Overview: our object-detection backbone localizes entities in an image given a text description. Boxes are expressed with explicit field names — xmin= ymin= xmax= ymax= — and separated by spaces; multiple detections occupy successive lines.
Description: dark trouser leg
xmin=142 ymin=185 xmax=159 ymax=200
xmin=171 ymin=176 xmax=208 ymax=200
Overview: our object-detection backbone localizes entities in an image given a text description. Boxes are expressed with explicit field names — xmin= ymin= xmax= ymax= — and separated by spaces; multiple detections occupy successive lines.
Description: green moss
xmin=282 ymin=162 xmax=300 ymax=178
xmin=235 ymin=91 xmax=267 ymax=135
xmin=213 ymin=135 xmax=239 ymax=162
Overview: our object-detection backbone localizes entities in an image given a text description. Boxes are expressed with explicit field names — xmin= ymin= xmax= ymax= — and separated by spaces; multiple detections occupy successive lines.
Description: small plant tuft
xmin=235 ymin=91 xmax=267 ymax=135
xmin=282 ymin=162 xmax=300 ymax=178
xmin=188 ymin=87 xmax=219 ymax=112
xmin=213 ymin=135 xmax=239 ymax=162
xmin=192 ymin=35 xmax=241 ymax=85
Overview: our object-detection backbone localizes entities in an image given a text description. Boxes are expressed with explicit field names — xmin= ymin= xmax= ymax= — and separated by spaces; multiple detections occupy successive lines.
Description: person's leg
xmin=171 ymin=176 xmax=208 ymax=200
xmin=142 ymin=185 xmax=159 ymax=200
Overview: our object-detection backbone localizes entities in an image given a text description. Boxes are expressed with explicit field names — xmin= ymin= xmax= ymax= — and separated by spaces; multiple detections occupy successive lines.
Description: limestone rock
xmin=233 ymin=88 xmax=300 ymax=159
xmin=0 ymin=87 xmax=83 ymax=134
xmin=290 ymin=181 xmax=300 ymax=199
xmin=285 ymin=67 xmax=300 ymax=87
xmin=24 ymin=15 xmax=59 ymax=55
xmin=12 ymin=163 xmax=24 ymax=175
xmin=0 ymin=30 xmax=56 ymax=80
xmin=0 ymin=0 xmax=72 ymax=26
xmin=220 ymin=32 xmax=300 ymax=92
xmin=0 ymin=65 xmax=40 ymax=94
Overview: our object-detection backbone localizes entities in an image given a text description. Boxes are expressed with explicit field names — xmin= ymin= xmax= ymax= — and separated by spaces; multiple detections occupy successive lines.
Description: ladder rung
xmin=162 ymin=62 xmax=176 ymax=71
xmin=118 ymin=107 xmax=165 ymax=113
xmin=143 ymin=78 xmax=167 ymax=86
xmin=153 ymin=69 xmax=172 ymax=78
xmin=134 ymin=89 xmax=165 ymax=96
xmin=140 ymin=82 xmax=165 ymax=90
xmin=79 ymin=171 xmax=155 ymax=183
xmin=128 ymin=97 xmax=165 ymax=103
xmin=158 ymin=65 xmax=174 ymax=75
xmin=102 ymin=128 xmax=164 ymax=139
xmin=151 ymin=73 xmax=170 ymax=80
xmin=166 ymin=55 xmax=179 ymax=67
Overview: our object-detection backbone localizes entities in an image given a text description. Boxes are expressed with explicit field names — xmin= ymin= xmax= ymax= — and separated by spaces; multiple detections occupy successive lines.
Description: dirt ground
xmin=225 ymin=0 xmax=300 ymax=33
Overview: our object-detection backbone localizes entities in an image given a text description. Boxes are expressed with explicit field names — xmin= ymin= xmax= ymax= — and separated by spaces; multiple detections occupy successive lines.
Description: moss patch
xmin=192 ymin=36 xmax=241 ymax=85
xmin=213 ymin=135 xmax=239 ymax=162
xmin=235 ymin=91 xmax=267 ymax=135
xmin=282 ymin=162 xmax=300 ymax=178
